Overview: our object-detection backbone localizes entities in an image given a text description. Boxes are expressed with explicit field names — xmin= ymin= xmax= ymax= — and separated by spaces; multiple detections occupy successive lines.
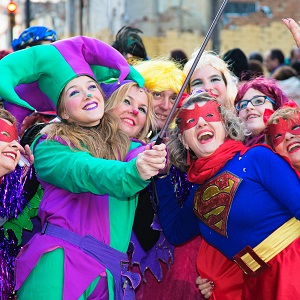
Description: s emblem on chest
xmin=193 ymin=171 xmax=241 ymax=237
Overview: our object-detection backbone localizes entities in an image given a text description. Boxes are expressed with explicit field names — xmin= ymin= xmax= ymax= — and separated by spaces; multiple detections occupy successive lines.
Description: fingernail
xmin=210 ymin=281 xmax=215 ymax=288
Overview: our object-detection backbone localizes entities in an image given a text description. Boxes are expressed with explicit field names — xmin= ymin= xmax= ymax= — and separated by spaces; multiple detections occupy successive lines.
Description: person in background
xmin=11 ymin=26 xmax=57 ymax=51
xmin=183 ymin=50 xmax=238 ymax=108
xmin=248 ymin=51 xmax=263 ymax=63
xmin=134 ymin=58 xmax=186 ymax=132
xmin=0 ymin=35 xmax=167 ymax=300
xmin=286 ymin=45 xmax=300 ymax=65
xmin=271 ymin=65 xmax=300 ymax=106
xmin=222 ymin=48 xmax=250 ymax=81
xmin=169 ymin=49 xmax=188 ymax=69
xmin=112 ymin=26 xmax=148 ymax=65
xmin=5 ymin=26 xmax=58 ymax=131
xmin=0 ymin=49 xmax=12 ymax=60
xmin=132 ymin=58 xmax=202 ymax=300
xmin=247 ymin=59 xmax=264 ymax=78
xmin=263 ymin=48 xmax=285 ymax=76
xmin=0 ymin=109 xmax=33 ymax=299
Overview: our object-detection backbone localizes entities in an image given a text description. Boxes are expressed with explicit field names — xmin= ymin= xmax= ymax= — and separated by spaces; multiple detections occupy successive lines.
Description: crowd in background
xmin=0 ymin=17 xmax=300 ymax=300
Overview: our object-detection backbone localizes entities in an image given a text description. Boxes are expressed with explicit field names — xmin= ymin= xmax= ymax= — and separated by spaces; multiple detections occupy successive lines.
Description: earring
xmin=187 ymin=150 xmax=192 ymax=166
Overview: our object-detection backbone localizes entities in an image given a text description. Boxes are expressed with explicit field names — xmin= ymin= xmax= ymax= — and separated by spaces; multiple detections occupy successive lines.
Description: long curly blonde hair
xmin=46 ymin=81 xmax=130 ymax=161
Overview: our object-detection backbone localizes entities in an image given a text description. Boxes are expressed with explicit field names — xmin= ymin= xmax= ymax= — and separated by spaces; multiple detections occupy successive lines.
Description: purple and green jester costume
xmin=0 ymin=36 xmax=149 ymax=299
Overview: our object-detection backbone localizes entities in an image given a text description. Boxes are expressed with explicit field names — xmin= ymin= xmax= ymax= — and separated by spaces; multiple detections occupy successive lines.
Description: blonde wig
xmin=183 ymin=50 xmax=238 ymax=107
xmin=134 ymin=58 xmax=186 ymax=93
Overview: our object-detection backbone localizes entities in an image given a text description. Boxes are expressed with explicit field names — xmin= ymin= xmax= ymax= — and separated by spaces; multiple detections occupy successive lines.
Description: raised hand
xmin=136 ymin=143 xmax=167 ymax=180
xmin=282 ymin=18 xmax=300 ymax=48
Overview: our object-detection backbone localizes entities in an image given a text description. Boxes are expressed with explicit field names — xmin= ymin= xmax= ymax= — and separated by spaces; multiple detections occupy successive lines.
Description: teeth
xmin=288 ymin=143 xmax=300 ymax=152
xmin=198 ymin=132 xmax=213 ymax=141
xmin=84 ymin=103 xmax=97 ymax=110
xmin=3 ymin=153 xmax=16 ymax=159
xmin=156 ymin=114 xmax=166 ymax=120
xmin=123 ymin=118 xmax=134 ymax=125
xmin=247 ymin=115 xmax=258 ymax=120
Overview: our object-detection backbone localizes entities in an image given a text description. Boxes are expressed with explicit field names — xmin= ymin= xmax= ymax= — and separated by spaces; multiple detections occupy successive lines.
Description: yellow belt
xmin=234 ymin=217 xmax=300 ymax=277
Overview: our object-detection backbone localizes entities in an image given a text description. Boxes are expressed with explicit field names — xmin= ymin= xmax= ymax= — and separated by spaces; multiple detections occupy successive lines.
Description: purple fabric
xmin=53 ymin=36 xmax=130 ymax=83
xmin=125 ymin=142 xmax=146 ymax=162
xmin=15 ymin=137 xmax=145 ymax=299
xmin=4 ymin=82 xmax=55 ymax=131
xmin=14 ymin=183 xmax=111 ymax=299
xmin=41 ymin=223 xmax=141 ymax=300
xmin=130 ymin=230 xmax=174 ymax=282
xmin=101 ymin=80 xmax=134 ymax=99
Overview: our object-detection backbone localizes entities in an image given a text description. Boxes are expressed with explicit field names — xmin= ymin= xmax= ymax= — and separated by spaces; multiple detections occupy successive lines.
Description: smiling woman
xmin=266 ymin=104 xmax=300 ymax=171
xmin=0 ymin=109 xmax=33 ymax=299
xmin=0 ymin=111 xmax=22 ymax=178
xmin=0 ymin=36 xmax=167 ymax=300
xmin=183 ymin=51 xmax=238 ymax=108
xmin=157 ymin=90 xmax=300 ymax=300
xmin=105 ymin=81 xmax=156 ymax=142
xmin=234 ymin=77 xmax=289 ymax=146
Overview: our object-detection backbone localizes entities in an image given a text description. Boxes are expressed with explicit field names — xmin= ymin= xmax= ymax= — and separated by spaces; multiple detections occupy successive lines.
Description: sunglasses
xmin=235 ymin=95 xmax=276 ymax=111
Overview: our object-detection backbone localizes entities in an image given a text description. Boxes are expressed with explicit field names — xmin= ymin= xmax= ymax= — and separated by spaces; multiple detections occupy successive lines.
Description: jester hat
xmin=0 ymin=35 xmax=144 ymax=112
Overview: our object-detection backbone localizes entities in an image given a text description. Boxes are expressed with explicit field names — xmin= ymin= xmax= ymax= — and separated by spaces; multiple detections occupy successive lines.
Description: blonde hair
xmin=47 ymin=79 xmax=130 ymax=161
xmin=134 ymin=58 xmax=186 ymax=93
xmin=183 ymin=50 xmax=238 ymax=108
xmin=105 ymin=81 xmax=157 ymax=142
xmin=0 ymin=109 xmax=17 ymax=125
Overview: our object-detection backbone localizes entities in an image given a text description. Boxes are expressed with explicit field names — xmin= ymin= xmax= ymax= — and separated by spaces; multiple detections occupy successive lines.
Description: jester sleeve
xmin=33 ymin=138 xmax=149 ymax=198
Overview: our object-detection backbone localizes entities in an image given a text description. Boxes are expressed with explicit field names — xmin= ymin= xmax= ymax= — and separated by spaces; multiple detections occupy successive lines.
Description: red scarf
xmin=188 ymin=140 xmax=247 ymax=184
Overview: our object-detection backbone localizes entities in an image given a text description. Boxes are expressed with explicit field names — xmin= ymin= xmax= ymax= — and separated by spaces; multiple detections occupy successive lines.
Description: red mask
xmin=178 ymin=101 xmax=221 ymax=133
xmin=0 ymin=119 xmax=18 ymax=142
xmin=267 ymin=114 xmax=300 ymax=147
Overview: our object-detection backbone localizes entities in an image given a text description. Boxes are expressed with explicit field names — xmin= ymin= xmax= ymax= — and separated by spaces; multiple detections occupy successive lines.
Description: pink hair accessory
xmin=263 ymin=108 xmax=275 ymax=125
xmin=282 ymin=100 xmax=298 ymax=108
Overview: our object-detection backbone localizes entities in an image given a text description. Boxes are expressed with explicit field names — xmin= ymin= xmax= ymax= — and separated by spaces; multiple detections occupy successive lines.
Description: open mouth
xmin=197 ymin=131 xmax=214 ymax=143
xmin=2 ymin=152 xmax=17 ymax=161
xmin=156 ymin=113 xmax=167 ymax=120
xmin=122 ymin=118 xmax=135 ymax=126
xmin=246 ymin=114 xmax=259 ymax=121
xmin=83 ymin=102 xmax=98 ymax=110
xmin=287 ymin=142 xmax=300 ymax=153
